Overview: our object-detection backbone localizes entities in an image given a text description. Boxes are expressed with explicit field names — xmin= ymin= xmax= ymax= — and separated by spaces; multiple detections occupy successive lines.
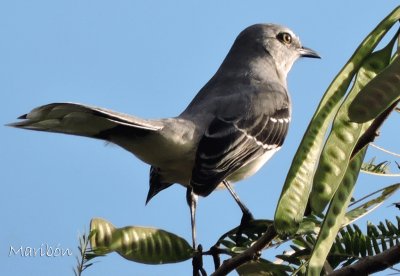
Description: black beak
xmin=299 ymin=46 xmax=321 ymax=58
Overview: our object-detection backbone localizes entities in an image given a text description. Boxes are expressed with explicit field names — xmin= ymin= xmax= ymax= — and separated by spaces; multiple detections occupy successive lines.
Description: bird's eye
xmin=277 ymin=32 xmax=292 ymax=45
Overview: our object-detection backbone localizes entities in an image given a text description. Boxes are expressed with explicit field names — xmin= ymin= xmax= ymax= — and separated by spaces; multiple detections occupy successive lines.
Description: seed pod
xmin=90 ymin=218 xmax=193 ymax=264
xmin=349 ymin=56 xmax=400 ymax=123
xmin=307 ymin=148 xmax=366 ymax=275
xmin=309 ymin=35 xmax=395 ymax=214
xmin=274 ymin=6 xmax=400 ymax=235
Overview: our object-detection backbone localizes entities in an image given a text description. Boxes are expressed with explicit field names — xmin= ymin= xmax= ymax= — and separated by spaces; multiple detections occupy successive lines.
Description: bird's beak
xmin=299 ymin=46 xmax=321 ymax=59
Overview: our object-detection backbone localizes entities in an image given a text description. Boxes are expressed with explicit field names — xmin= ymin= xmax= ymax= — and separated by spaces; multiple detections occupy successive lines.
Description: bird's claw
xmin=235 ymin=211 xmax=255 ymax=244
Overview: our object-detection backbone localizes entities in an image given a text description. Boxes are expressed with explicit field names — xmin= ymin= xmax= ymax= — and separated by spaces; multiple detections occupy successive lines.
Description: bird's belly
xmin=227 ymin=147 xmax=281 ymax=183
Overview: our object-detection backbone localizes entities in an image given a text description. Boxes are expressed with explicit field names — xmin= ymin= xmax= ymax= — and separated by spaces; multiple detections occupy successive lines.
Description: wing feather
xmin=191 ymin=107 xmax=290 ymax=196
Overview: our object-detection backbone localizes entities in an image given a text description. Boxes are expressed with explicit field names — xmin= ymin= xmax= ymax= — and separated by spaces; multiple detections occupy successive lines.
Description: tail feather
xmin=8 ymin=103 xmax=163 ymax=139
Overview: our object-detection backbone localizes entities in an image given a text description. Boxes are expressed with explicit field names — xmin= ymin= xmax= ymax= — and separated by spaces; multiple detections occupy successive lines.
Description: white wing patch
xmin=270 ymin=117 xmax=291 ymax=124
xmin=234 ymin=116 xmax=291 ymax=150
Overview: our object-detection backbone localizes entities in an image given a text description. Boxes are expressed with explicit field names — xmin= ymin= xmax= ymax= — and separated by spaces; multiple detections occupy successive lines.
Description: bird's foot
xmin=235 ymin=210 xmax=255 ymax=245
xmin=192 ymin=244 xmax=207 ymax=276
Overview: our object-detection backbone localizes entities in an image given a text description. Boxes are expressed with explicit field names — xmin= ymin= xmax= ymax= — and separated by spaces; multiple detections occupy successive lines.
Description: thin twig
xmin=360 ymin=170 xmax=400 ymax=177
xmin=370 ymin=143 xmax=400 ymax=158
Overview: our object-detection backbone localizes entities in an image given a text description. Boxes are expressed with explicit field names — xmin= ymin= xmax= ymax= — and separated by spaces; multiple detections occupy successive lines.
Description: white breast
xmin=227 ymin=147 xmax=281 ymax=183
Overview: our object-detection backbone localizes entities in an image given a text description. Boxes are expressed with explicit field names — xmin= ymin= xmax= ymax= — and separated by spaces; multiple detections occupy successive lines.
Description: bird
xmin=9 ymin=24 xmax=320 ymax=248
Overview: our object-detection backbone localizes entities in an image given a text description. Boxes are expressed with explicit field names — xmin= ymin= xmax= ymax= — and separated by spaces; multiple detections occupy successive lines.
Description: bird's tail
xmin=7 ymin=102 xmax=163 ymax=140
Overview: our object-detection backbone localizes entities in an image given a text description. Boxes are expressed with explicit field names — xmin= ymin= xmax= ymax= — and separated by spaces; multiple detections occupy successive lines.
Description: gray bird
xmin=9 ymin=24 xmax=320 ymax=247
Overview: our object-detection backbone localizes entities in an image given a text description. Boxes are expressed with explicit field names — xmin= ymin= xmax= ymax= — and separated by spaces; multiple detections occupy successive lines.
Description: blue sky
xmin=1 ymin=1 xmax=399 ymax=275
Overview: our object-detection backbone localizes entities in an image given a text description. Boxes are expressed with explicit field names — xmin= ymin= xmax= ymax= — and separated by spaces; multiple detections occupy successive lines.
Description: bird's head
xmin=229 ymin=24 xmax=320 ymax=81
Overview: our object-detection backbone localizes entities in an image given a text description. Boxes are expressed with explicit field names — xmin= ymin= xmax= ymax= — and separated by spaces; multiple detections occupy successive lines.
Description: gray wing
xmin=190 ymin=107 xmax=290 ymax=197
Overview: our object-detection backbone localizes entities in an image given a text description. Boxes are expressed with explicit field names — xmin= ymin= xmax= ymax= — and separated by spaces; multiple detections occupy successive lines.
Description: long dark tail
xmin=8 ymin=102 xmax=163 ymax=140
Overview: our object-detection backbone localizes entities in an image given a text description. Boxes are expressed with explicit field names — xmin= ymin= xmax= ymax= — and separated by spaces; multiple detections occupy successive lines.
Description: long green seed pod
xmin=309 ymin=34 xmax=396 ymax=214
xmin=307 ymin=148 xmax=367 ymax=276
xmin=349 ymin=55 xmax=400 ymax=123
xmin=90 ymin=218 xmax=193 ymax=264
xmin=274 ymin=6 xmax=400 ymax=235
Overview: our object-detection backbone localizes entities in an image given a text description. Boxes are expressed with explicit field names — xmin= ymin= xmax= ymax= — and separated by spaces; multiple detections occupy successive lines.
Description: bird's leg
xmin=192 ymin=244 xmax=206 ymax=276
xmin=186 ymin=187 xmax=198 ymax=249
xmin=223 ymin=180 xmax=254 ymax=221
xmin=187 ymin=188 xmax=206 ymax=276
xmin=223 ymin=180 xmax=254 ymax=243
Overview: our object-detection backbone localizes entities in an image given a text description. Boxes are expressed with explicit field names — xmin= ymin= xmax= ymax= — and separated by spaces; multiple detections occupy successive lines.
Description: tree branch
xmin=329 ymin=244 xmax=400 ymax=276
xmin=211 ymin=226 xmax=277 ymax=276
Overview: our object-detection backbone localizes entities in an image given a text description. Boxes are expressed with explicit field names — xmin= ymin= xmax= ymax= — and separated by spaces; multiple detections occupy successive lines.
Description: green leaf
xmin=216 ymin=219 xmax=274 ymax=254
xmin=367 ymin=222 xmax=380 ymax=237
xmin=361 ymin=157 xmax=391 ymax=175
xmin=276 ymin=254 xmax=302 ymax=266
xmin=74 ymin=230 xmax=102 ymax=276
xmin=236 ymin=259 xmax=292 ymax=276
xmin=335 ymin=236 xmax=346 ymax=254
xmin=381 ymin=236 xmax=388 ymax=251
xmin=352 ymin=231 xmax=360 ymax=256
xmin=346 ymin=225 xmax=355 ymax=237
xmin=343 ymin=183 xmax=400 ymax=225
xmin=296 ymin=216 xmax=320 ymax=235
xmin=359 ymin=234 xmax=367 ymax=258
xmin=372 ymin=236 xmax=381 ymax=254
xmin=378 ymin=221 xmax=389 ymax=235
xmin=325 ymin=217 xmax=400 ymax=269
xmin=386 ymin=219 xmax=399 ymax=235
xmin=366 ymin=236 xmax=374 ymax=256
xmin=90 ymin=218 xmax=193 ymax=264
xmin=274 ymin=5 xmax=400 ymax=235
